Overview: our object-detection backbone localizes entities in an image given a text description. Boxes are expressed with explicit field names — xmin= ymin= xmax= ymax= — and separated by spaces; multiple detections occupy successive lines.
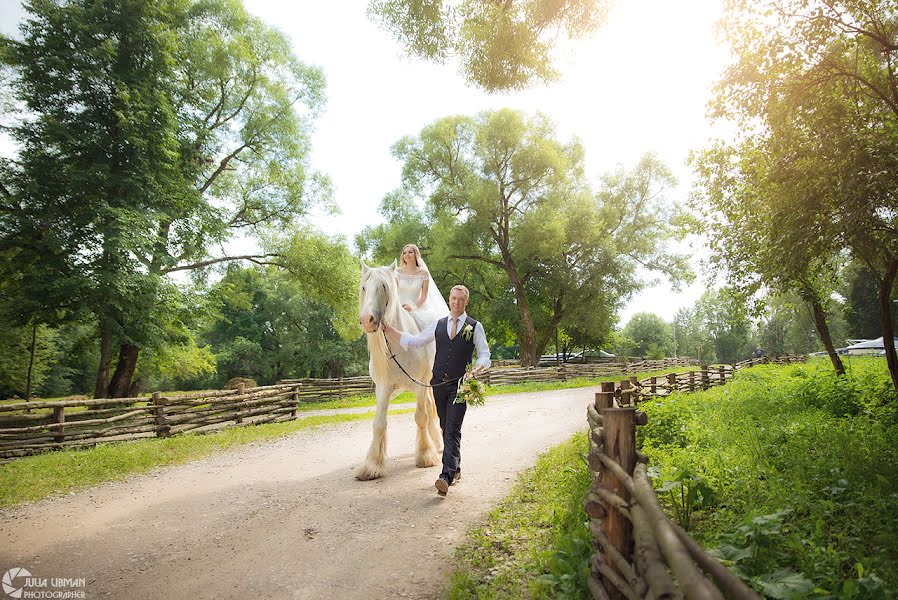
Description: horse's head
xmin=358 ymin=260 xmax=398 ymax=334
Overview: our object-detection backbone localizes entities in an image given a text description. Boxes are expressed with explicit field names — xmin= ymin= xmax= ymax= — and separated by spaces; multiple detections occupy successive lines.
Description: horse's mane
xmin=361 ymin=266 xmax=420 ymax=380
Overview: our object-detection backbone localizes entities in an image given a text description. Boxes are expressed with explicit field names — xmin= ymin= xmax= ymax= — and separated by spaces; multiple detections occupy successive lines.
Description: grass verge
xmin=448 ymin=430 xmax=592 ymax=600
xmin=0 ymin=408 xmax=413 ymax=509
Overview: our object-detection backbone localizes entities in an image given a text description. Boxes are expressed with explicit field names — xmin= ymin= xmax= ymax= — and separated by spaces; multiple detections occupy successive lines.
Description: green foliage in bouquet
xmin=454 ymin=365 xmax=486 ymax=406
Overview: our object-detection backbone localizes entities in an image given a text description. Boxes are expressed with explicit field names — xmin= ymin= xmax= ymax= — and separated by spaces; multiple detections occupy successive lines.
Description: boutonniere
xmin=461 ymin=323 xmax=475 ymax=342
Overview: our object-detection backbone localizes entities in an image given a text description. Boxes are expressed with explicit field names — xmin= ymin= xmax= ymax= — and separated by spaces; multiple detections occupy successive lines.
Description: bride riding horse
xmin=356 ymin=261 xmax=443 ymax=480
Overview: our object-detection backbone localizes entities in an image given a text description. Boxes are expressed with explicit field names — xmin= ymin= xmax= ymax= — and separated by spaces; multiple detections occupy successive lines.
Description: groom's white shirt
xmin=399 ymin=311 xmax=491 ymax=369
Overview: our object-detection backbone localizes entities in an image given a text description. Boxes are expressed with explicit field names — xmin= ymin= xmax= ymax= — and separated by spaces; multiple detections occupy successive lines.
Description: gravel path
xmin=0 ymin=386 xmax=597 ymax=600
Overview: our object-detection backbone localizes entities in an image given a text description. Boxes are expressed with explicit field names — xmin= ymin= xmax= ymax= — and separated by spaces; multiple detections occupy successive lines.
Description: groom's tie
xmin=450 ymin=317 xmax=458 ymax=340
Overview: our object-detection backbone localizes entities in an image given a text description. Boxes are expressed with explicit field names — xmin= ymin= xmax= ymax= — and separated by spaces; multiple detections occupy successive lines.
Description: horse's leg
xmin=355 ymin=383 xmax=391 ymax=480
xmin=425 ymin=386 xmax=443 ymax=454
xmin=414 ymin=387 xmax=440 ymax=467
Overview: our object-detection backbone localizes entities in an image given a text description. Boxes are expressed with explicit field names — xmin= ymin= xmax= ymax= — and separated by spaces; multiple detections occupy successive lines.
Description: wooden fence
xmin=0 ymin=356 xmax=765 ymax=461
xmin=583 ymin=355 xmax=806 ymax=599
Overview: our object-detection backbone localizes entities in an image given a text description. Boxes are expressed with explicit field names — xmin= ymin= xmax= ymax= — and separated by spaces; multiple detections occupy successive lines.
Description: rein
xmin=382 ymin=331 xmax=463 ymax=389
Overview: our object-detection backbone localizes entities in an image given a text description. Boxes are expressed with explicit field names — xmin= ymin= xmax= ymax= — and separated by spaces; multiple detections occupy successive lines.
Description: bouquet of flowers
xmin=454 ymin=364 xmax=486 ymax=406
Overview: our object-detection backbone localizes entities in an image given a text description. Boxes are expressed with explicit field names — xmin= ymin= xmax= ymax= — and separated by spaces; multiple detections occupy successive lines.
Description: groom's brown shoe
xmin=435 ymin=477 xmax=449 ymax=497
xmin=451 ymin=469 xmax=461 ymax=485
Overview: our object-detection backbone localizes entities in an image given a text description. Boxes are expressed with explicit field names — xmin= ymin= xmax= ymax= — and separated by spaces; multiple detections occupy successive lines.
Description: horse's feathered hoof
xmin=415 ymin=449 xmax=440 ymax=468
xmin=355 ymin=462 xmax=386 ymax=480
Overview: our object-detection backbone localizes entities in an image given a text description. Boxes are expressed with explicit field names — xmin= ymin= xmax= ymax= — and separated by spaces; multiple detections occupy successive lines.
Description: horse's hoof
xmin=415 ymin=450 xmax=440 ymax=468
xmin=355 ymin=465 xmax=385 ymax=480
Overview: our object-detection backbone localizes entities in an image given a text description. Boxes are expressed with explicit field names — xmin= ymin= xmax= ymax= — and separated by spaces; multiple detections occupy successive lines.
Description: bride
xmin=395 ymin=244 xmax=448 ymax=329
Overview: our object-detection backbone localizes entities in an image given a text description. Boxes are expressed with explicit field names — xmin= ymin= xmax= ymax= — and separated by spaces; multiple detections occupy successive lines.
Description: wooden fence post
xmin=291 ymin=385 xmax=299 ymax=419
xmin=649 ymin=376 xmax=657 ymax=398
xmin=600 ymin=406 xmax=637 ymax=599
xmin=701 ymin=367 xmax=710 ymax=390
xmin=596 ymin=381 xmax=615 ymax=410
xmin=235 ymin=382 xmax=245 ymax=424
xmin=53 ymin=406 xmax=65 ymax=444
xmin=619 ymin=379 xmax=632 ymax=406
xmin=688 ymin=370 xmax=696 ymax=392
xmin=667 ymin=372 xmax=677 ymax=395
xmin=153 ymin=392 xmax=170 ymax=438
xmin=718 ymin=365 xmax=726 ymax=386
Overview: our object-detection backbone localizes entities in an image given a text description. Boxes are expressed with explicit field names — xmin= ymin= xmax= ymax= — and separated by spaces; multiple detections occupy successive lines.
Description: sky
xmin=0 ymin=0 xmax=732 ymax=324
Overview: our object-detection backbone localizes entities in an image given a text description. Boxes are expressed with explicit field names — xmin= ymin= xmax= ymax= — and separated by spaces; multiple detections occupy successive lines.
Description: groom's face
xmin=449 ymin=289 xmax=468 ymax=317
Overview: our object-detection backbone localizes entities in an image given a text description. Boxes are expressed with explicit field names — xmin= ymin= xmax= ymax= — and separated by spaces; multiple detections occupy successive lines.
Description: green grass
xmin=0 ymin=408 xmax=413 ymax=509
xmin=448 ymin=430 xmax=592 ymax=600
xmin=638 ymin=357 xmax=898 ymax=597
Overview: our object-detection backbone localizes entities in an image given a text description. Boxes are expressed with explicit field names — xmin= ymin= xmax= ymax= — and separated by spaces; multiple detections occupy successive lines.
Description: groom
xmin=383 ymin=284 xmax=491 ymax=497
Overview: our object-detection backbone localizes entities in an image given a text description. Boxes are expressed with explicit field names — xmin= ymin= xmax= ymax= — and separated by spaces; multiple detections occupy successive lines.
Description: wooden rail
xmin=583 ymin=355 xmax=806 ymax=599
xmin=1 ymin=356 xmax=783 ymax=461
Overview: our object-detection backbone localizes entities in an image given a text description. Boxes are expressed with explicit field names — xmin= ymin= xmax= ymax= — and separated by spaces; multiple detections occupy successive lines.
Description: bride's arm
xmin=417 ymin=277 xmax=429 ymax=308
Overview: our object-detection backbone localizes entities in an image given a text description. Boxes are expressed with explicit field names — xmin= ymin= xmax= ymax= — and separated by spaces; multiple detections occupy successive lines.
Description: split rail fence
xmin=584 ymin=355 xmax=806 ymax=599
xmin=0 ymin=355 xmax=791 ymax=461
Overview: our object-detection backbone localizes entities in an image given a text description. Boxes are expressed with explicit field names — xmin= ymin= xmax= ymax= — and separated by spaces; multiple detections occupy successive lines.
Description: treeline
xmin=614 ymin=264 xmax=893 ymax=364
xmin=0 ymin=0 xmax=692 ymax=400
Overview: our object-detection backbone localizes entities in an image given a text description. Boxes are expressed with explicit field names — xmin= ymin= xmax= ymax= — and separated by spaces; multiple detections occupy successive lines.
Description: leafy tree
xmin=841 ymin=260 xmax=895 ymax=341
xmin=622 ymin=312 xmax=672 ymax=359
xmin=367 ymin=0 xmax=609 ymax=91
xmin=691 ymin=136 xmax=847 ymax=374
xmin=711 ymin=0 xmax=898 ymax=395
xmin=388 ymin=109 xmax=690 ymax=366
xmin=672 ymin=306 xmax=715 ymax=363
xmin=0 ymin=0 xmax=328 ymax=396
xmin=0 ymin=322 xmax=56 ymax=399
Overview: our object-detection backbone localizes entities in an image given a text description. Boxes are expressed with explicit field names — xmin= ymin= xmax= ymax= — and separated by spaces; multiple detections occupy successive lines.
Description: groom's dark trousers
xmin=430 ymin=315 xmax=479 ymax=484
xmin=433 ymin=381 xmax=465 ymax=483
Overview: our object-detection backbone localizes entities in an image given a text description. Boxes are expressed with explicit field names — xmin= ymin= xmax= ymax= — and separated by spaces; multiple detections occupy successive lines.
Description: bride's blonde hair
xmin=401 ymin=244 xmax=426 ymax=270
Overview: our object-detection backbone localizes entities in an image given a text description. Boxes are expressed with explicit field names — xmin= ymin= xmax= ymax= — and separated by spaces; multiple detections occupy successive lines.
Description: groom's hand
xmin=382 ymin=322 xmax=401 ymax=341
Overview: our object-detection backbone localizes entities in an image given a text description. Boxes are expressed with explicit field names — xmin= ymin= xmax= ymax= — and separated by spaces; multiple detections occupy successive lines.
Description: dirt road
xmin=0 ymin=386 xmax=596 ymax=600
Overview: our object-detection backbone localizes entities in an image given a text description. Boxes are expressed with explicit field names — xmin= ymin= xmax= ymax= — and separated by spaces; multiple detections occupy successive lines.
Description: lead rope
xmin=382 ymin=330 xmax=464 ymax=389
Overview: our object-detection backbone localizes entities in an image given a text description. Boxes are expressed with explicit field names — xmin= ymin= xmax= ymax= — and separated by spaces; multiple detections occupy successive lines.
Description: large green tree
xmin=367 ymin=0 xmax=609 ymax=91
xmin=385 ymin=109 xmax=690 ymax=366
xmin=710 ymin=0 xmax=898 ymax=395
xmin=0 ymin=0 xmax=328 ymax=397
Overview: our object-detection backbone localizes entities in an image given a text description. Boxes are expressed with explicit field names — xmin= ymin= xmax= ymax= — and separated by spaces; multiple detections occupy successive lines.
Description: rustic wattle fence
xmin=584 ymin=355 xmax=806 ymax=599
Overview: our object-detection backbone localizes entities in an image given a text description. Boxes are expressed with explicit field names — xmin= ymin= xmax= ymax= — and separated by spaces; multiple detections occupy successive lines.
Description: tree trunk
xmin=94 ymin=323 xmax=113 ymax=399
xmin=877 ymin=257 xmax=898 ymax=403
xmin=807 ymin=296 xmax=845 ymax=375
xmin=25 ymin=321 xmax=38 ymax=401
xmin=509 ymin=274 xmax=538 ymax=366
xmin=107 ymin=343 xmax=140 ymax=398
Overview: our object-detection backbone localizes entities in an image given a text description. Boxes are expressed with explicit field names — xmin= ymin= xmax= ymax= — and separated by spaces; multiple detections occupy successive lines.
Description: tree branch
xmin=198 ymin=143 xmax=250 ymax=194
xmin=160 ymin=253 xmax=282 ymax=274
xmin=447 ymin=254 xmax=505 ymax=269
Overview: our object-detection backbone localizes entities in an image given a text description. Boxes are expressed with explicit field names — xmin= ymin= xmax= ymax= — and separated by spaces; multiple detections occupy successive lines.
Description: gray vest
xmin=431 ymin=315 xmax=478 ymax=384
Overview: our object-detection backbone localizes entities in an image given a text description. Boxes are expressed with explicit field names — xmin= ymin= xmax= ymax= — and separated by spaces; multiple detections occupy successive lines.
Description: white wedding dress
xmin=395 ymin=269 xmax=449 ymax=332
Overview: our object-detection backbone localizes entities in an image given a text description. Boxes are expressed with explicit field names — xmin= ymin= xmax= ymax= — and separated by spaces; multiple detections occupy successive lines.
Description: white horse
xmin=356 ymin=261 xmax=443 ymax=480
